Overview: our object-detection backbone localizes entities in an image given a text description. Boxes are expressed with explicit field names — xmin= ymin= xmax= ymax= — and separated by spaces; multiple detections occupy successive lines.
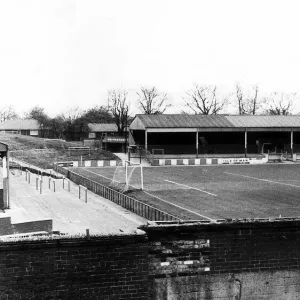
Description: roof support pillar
xmin=245 ymin=129 xmax=247 ymax=158
xmin=145 ymin=129 xmax=148 ymax=152
xmin=291 ymin=128 xmax=294 ymax=157
xmin=196 ymin=129 xmax=199 ymax=158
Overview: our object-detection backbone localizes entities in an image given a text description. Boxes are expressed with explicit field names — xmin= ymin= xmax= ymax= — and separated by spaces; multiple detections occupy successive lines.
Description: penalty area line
xmin=165 ymin=179 xmax=217 ymax=196
xmin=143 ymin=190 xmax=217 ymax=222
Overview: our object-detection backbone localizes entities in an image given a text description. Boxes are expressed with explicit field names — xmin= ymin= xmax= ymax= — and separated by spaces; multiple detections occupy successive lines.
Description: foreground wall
xmin=142 ymin=220 xmax=300 ymax=300
xmin=0 ymin=220 xmax=300 ymax=299
xmin=0 ymin=234 xmax=148 ymax=299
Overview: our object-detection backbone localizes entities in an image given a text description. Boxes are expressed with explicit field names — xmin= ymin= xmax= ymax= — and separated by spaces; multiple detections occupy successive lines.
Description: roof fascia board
xmin=198 ymin=128 xmax=244 ymax=132
xmin=247 ymin=127 xmax=299 ymax=132
xmin=147 ymin=128 xmax=197 ymax=133
xmin=147 ymin=128 xmax=243 ymax=132
xmin=140 ymin=127 xmax=300 ymax=132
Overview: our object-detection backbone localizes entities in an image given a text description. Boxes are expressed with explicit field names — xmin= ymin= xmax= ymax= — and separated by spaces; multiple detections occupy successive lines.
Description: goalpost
xmin=110 ymin=160 xmax=144 ymax=192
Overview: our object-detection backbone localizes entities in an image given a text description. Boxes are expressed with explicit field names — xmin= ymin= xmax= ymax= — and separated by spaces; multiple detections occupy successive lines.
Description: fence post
xmin=53 ymin=180 xmax=56 ymax=192
xmin=28 ymin=172 xmax=31 ymax=184
xmin=48 ymin=177 xmax=51 ymax=189
xmin=25 ymin=170 xmax=28 ymax=181
xmin=36 ymin=177 xmax=39 ymax=190
xmin=63 ymin=176 xmax=65 ymax=189
xmin=85 ymin=188 xmax=87 ymax=203
xmin=79 ymin=185 xmax=81 ymax=199
xmin=40 ymin=179 xmax=43 ymax=194
xmin=68 ymin=179 xmax=70 ymax=192
xmin=141 ymin=166 xmax=144 ymax=190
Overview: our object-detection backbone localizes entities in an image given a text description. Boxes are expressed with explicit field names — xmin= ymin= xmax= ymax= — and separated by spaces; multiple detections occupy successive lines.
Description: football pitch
xmin=70 ymin=164 xmax=300 ymax=221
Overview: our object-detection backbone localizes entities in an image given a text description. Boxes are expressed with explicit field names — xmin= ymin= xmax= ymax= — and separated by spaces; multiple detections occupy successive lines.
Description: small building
xmin=86 ymin=123 xmax=127 ymax=152
xmin=0 ymin=119 xmax=43 ymax=137
xmin=129 ymin=114 xmax=300 ymax=156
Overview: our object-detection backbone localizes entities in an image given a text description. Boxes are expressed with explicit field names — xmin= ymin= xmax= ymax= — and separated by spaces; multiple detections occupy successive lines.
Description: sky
xmin=1 ymin=0 xmax=300 ymax=117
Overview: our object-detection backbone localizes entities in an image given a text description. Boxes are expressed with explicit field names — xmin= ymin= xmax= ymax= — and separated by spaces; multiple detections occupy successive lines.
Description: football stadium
xmin=53 ymin=114 xmax=300 ymax=223
xmin=2 ymin=114 xmax=300 ymax=299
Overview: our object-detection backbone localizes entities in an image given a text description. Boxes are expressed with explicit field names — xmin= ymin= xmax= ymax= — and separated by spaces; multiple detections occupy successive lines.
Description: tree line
xmin=0 ymin=84 xmax=298 ymax=140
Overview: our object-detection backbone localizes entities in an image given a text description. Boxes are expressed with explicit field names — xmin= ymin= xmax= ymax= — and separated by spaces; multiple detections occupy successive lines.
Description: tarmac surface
xmin=2 ymin=169 xmax=146 ymax=235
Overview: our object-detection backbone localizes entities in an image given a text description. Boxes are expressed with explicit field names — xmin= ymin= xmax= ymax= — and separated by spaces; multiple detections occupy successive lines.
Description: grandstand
xmin=129 ymin=114 xmax=300 ymax=157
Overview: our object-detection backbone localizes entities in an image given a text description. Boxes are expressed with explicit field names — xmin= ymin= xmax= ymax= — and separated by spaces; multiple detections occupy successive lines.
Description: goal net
xmin=110 ymin=160 xmax=144 ymax=192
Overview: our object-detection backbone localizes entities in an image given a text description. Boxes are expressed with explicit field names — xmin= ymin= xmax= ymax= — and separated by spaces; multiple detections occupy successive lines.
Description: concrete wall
xmin=55 ymin=160 xmax=120 ymax=168
xmin=13 ymin=220 xmax=52 ymax=234
xmin=0 ymin=217 xmax=52 ymax=236
xmin=152 ymin=157 xmax=266 ymax=166
xmin=0 ymin=189 xmax=4 ymax=210
xmin=0 ymin=217 xmax=14 ymax=235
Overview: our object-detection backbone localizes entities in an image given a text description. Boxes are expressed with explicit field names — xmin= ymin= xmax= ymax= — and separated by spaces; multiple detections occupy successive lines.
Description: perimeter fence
xmin=54 ymin=164 xmax=180 ymax=222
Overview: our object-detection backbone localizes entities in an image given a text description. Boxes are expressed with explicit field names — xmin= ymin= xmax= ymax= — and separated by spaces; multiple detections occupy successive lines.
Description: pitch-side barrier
xmin=54 ymin=164 xmax=180 ymax=221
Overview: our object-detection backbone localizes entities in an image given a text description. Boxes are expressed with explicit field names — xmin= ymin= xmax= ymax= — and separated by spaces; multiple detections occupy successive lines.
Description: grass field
xmin=70 ymin=163 xmax=300 ymax=221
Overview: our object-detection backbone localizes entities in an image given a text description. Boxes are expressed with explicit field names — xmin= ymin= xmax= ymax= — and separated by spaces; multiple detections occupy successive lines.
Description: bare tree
xmin=184 ymin=84 xmax=227 ymax=115
xmin=235 ymin=84 xmax=261 ymax=115
xmin=107 ymin=88 xmax=130 ymax=135
xmin=61 ymin=107 xmax=85 ymax=141
xmin=50 ymin=115 xmax=66 ymax=139
xmin=137 ymin=86 xmax=170 ymax=114
xmin=61 ymin=107 xmax=84 ymax=123
xmin=264 ymin=92 xmax=297 ymax=115
xmin=0 ymin=106 xmax=18 ymax=123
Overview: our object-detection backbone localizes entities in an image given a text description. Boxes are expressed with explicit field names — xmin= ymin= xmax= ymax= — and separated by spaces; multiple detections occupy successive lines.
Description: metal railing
xmin=54 ymin=164 xmax=180 ymax=221
xmin=137 ymin=147 xmax=153 ymax=164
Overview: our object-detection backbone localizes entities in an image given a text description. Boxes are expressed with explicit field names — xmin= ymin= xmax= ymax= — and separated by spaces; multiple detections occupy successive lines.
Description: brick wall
xmin=0 ymin=234 xmax=148 ymax=300
xmin=142 ymin=220 xmax=300 ymax=299
xmin=1 ymin=220 xmax=300 ymax=299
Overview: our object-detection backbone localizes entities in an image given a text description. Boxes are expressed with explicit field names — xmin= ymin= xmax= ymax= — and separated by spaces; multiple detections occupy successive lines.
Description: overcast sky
xmin=1 ymin=0 xmax=300 ymax=117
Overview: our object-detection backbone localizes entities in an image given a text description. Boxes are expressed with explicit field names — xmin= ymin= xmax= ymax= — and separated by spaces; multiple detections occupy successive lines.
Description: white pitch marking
xmin=165 ymin=179 xmax=217 ymax=196
xmin=224 ymin=172 xmax=300 ymax=188
xmin=83 ymin=168 xmax=140 ymax=189
xmin=83 ymin=168 xmax=113 ymax=181
xmin=143 ymin=190 xmax=216 ymax=222
xmin=76 ymin=168 xmax=217 ymax=221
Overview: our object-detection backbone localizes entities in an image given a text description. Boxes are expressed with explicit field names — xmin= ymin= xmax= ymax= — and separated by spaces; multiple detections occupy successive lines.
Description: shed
xmin=87 ymin=123 xmax=127 ymax=152
xmin=0 ymin=119 xmax=40 ymax=136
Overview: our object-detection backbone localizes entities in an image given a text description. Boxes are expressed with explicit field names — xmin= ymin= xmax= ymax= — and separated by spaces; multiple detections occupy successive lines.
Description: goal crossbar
xmin=124 ymin=160 xmax=144 ymax=191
